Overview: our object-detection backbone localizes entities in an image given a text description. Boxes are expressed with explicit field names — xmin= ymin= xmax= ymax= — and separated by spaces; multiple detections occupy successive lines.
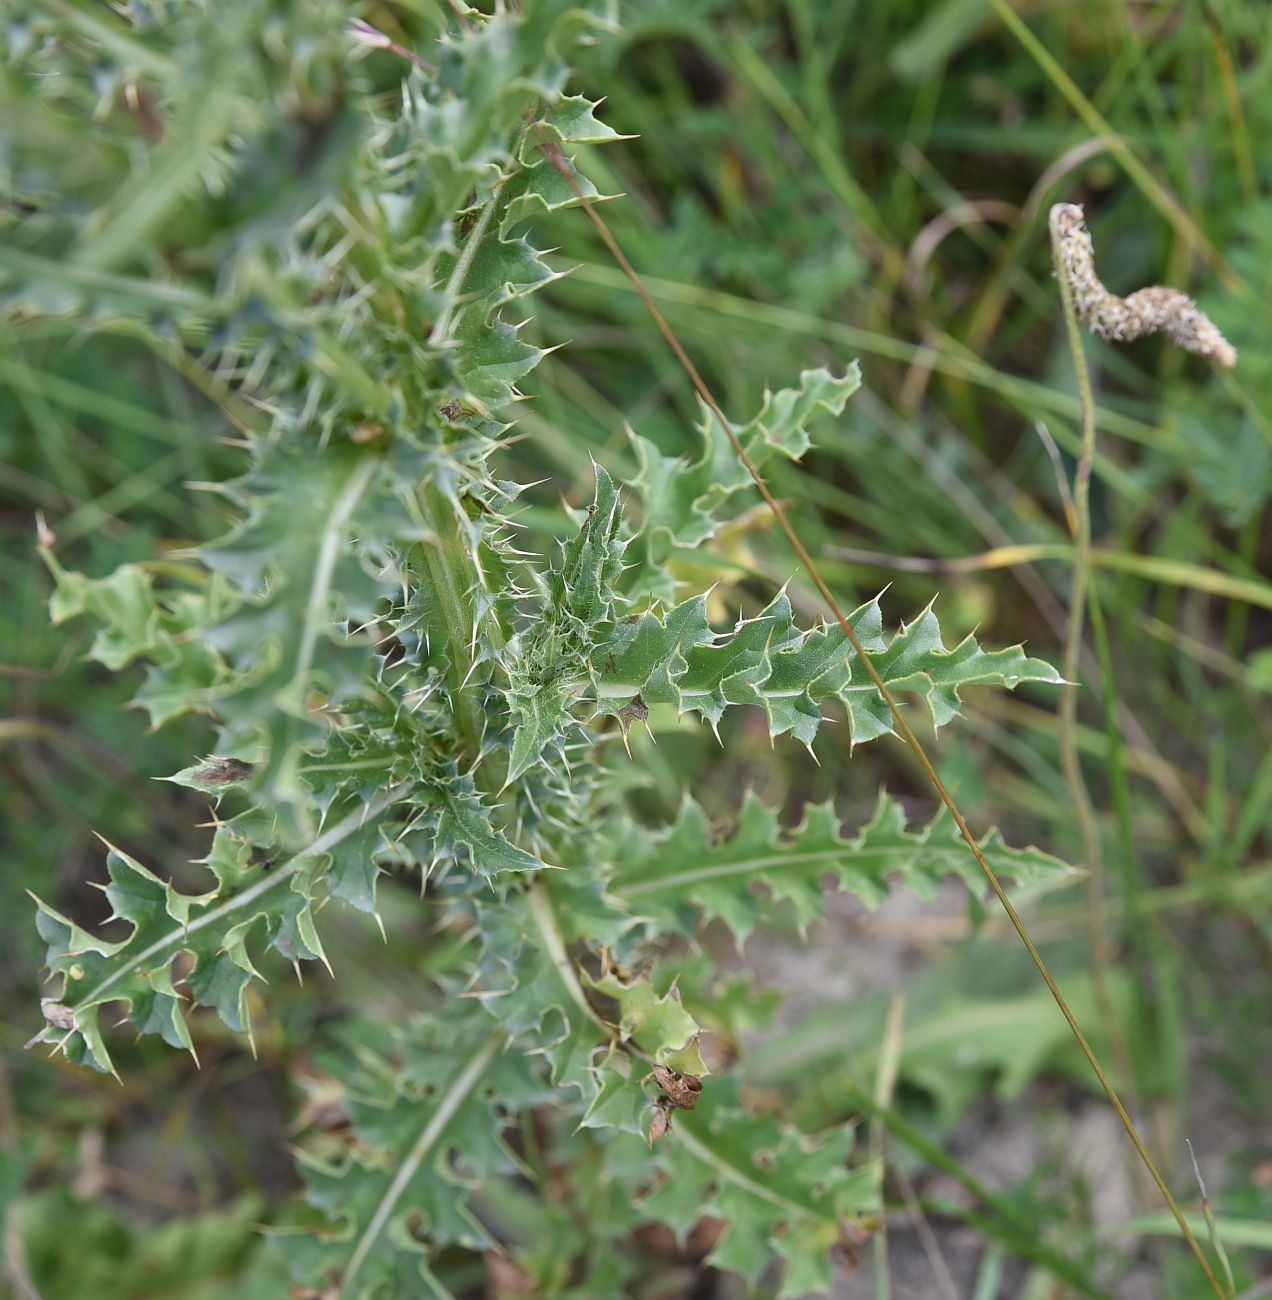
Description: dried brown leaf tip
xmin=648 ymin=1064 xmax=704 ymax=1146
xmin=648 ymin=1098 xmax=674 ymax=1146
xmin=190 ymin=756 xmax=255 ymax=786
xmin=39 ymin=1000 xmax=77 ymax=1031
xmin=26 ymin=1000 xmax=75 ymax=1049
xmin=617 ymin=692 xmax=650 ymax=757
xmin=1051 ymin=203 xmax=1237 ymax=369
xmin=652 ymin=1063 xmax=703 ymax=1109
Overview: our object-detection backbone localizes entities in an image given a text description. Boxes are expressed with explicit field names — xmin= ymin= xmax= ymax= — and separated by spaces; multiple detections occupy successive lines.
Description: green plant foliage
xmin=752 ymin=964 xmax=1137 ymax=1131
xmin=608 ymin=1077 xmax=877 ymax=1299
xmin=608 ymin=789 xmax=1071 ymax=942
xmin=471 ymin=881 xmax=707 ymax=1134
xmin=16 ymin=1188 xmax=278 ymax=1300
xmin=507 ymin=460 xmax=1062 ymax=777
xmin=281 ymin=1005 xmax=542 ymax=1298
xmin=9 ymin=3 xmax=1090 ymax=1296
xmin=624 ymin=365 xmax=863 ymax=601
xmin=591 ymin=582 xmax=1061 ymax=746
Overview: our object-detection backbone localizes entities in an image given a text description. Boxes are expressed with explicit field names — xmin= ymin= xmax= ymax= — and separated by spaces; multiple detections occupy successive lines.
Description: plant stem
xmin=870 ymin=992 xmax=905 ymax=1300
xmin=410 ymin=481 xmax=500 ymax=764
xmin=1088 ymin=579 xmax=1149 ymax=985
xmin=1047 ymin=204 xmax=1138 ymax=1114
xmin=429 ymin=184 xmax=503 ymax=348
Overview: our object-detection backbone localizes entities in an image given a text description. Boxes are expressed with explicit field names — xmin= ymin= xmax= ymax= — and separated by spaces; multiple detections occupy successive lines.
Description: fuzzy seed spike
xmin=1051 ymin=203 xmax=1236 ymax=368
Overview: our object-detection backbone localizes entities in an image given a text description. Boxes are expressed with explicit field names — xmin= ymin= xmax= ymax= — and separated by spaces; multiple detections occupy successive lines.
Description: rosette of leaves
xmin=16 ymin=4 xmax=1073 ymax=1295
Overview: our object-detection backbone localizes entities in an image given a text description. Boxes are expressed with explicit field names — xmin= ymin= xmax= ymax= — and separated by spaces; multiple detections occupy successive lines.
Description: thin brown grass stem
xmin=536 ymin=124 xmax=1228 ymax=1300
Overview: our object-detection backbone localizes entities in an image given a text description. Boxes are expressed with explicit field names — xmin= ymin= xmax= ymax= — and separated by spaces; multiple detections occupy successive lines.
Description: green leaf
xmin=505 ymin=464 xmax=626 ymax=782
xmin=624 ymin=366 xmax=862 ymax=601
xmin=25 ymin=0 xmax=623 ymax=1075
xmin=44 ymin=558 xmax=232 ymax=727
xmin=500 ymin=146 xmax=616 ymax=233
xmin=504 ymin=466 xmax=1059 ymax=785
xmin=47 ymin=563 xmax=161 ymax=670
xmin=201 ymin=444 xmax=394 ymax=792
xmin=593 ymin=588 xmax=1063 ymax=747
xmin=584 ymin=969 xmax=707 ymax=1074
xmin=435 ymin=783 xmax=545 ymax=877
xmin=607 ymin=790 xmax=1073 ymax=942
xmin=472 ymin=882 xmax=702 ymax=1134
xmin=29 ymin=784 xmax=416 ymax=1071
xmin=611 ymin=1076 xmax=876 ymax=1298
xmin=283 ymin=1005 xmax=544 ymax=1298
xmin=548 ymin=462 xmax=627 ymax=628
xmin=536 ymin=94 xmax=632 ymax=146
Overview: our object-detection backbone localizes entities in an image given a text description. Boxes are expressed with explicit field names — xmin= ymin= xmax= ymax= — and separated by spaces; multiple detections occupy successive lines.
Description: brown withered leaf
xmin=484 ymin=1250 xmax=535 ymax=1297
xmin=834 ymin=1216 xmax=882 ymax=1270
xmin=648 ymin=1096 xmax=674 ymax=1146
xmin=190 ymin=757 xmax=254 ymax=786
xmin=26 ymin=999 xmax=76 ymax=1048
xmin=652 ymin=1063 xmax=702 ymax=1110
xmin=616 ymin=693 xmax=650 ymax=757
xmin=40 ymin=1000 xmax=77 ymax=1031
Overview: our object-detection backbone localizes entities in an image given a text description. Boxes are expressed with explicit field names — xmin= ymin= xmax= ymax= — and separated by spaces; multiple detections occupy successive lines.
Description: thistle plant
xmin=10 ymin=5 xmax=1073 ymax=1294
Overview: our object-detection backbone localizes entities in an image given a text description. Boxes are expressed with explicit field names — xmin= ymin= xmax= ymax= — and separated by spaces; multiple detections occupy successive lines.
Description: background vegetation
xmin=2 ymin=1 xmax=1271 ymax=1297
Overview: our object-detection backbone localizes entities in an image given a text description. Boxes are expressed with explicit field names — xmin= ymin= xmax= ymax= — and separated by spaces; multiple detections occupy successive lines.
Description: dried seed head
xmin=1050 ymin=203 xmax=1236 ymax=369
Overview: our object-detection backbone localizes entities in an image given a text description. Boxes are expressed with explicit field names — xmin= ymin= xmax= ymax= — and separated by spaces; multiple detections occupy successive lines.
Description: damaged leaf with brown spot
xmin=648 ymin=1096 xmax=675 ymax=1146
xmin=653 ymin=1062 xmax=703 ymax=1110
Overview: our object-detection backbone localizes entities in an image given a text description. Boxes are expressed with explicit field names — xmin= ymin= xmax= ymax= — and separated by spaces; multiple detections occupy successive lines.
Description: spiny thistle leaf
xmin=27 ymin=0 xmax=626 ymax=1069
xmin=606 ymin=790 xmax=1073 ymax=942
xmin=583 ymin=969 xmax=708 ymax=1076
xmin=432 ymin=780 xmax=545 ymax=877
xmin=283 ymin=1005 xmax=543 ymax=1297
xmin=536 ymin=93 xmax=632 ymax=147
xmin=501 ymin=95 xmax=626 ymax=234
xmin=548 ymin=462 xmax=627 ymax=629
xmin=29 ymin=773 xmax=545 ymax=1073
xmin=592 ymin=587 xmax=1063 ymax=746
xmin=505 ymin=466 xmax=1060 ymax=782
xmin=471 ymin=883 xmax=704 ymax=1134
xmin=44 ymin=559 xmax=229 ymax=727
xmin=609 ymin=1077 xmax=877 ymax=1298
xmin=29 ymin=788 xmax=405 ymax=1073
xmin=505 ymin=463 xmax=625 ymax=782
xmin=16 ymin=5 xmax=1078 ymax=1297
xmin=2 ymin=0 xmax=360 ymax=300
xmin=624 ymin=365 xmax=862 ymax=601
xmin=199 ymin=443 xmax=413 ymax=822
